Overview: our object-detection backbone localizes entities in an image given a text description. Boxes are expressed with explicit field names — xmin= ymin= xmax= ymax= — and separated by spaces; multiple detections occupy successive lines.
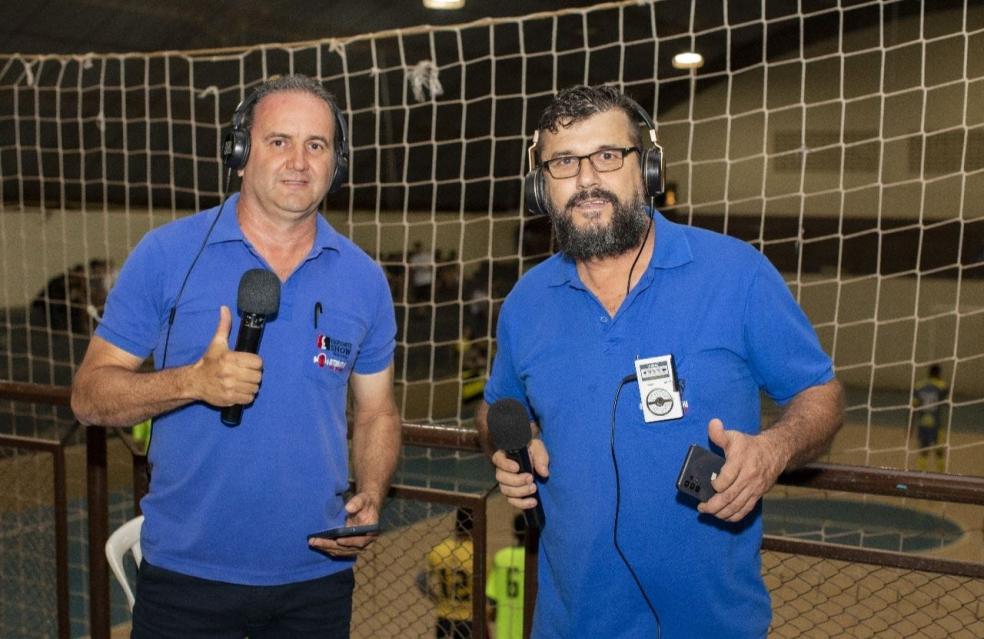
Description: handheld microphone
xmin=220 ymin=269 xmax=280 ymax=426
xmin=488 ymin=398 xmax=545 ymax=530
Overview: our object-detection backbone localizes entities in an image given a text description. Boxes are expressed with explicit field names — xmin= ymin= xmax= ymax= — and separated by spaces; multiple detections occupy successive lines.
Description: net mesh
xmin=2 ymin=1 xmax=982 ymax=473
xmin=0 ymin=2 xmax=984 ymax=472
xmin=1 ymin=2 xmax=983 ymax=635
xmin=0 ymin=0 xmax=984 ymax=636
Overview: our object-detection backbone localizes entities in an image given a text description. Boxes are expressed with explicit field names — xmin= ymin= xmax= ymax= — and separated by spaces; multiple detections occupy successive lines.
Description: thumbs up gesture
xmin=190 ymin=306 xmax=263 ymax=407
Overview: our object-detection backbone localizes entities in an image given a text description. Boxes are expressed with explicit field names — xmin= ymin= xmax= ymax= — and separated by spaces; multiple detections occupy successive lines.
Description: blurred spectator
xmin=459 ymin=329 xmax=488 ymax=407
xmin=426 ymin=507 xmax=476 ymax=639
xmin=465 ymin=263 xmax=490 ymax=338
xmin=435 ymin=262 xmax=461 ymax=304
xmin=485 ymin=514 xmax=527 ymax=639
xmin=410 ymin=241 xmax=434 ymax=302
xmin=33 ymin=263 xmax=86 ymax=332
xmin=32 ymin=259 xmax=115 ymax=334
xmin=913 ymin=363 xmax=948 ymax=472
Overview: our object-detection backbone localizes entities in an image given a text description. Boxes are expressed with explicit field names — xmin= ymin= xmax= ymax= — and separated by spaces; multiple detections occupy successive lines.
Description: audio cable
xmin=143 ymin=167 xmax=235 ymax=465
xmin=624 ymin=198 xmax=655 ymax=297
xmin=611 ymin=372 xmax=663 ymax=639
xmin=159 ymin=167 xmax=235 ymax=369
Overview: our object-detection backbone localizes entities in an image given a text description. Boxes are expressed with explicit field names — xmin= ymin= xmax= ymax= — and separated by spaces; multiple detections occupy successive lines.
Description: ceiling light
xmin=423 ymin=0 xmax=465 ymax=8
xmin=672 ymin=52 xmax=704 ymax=69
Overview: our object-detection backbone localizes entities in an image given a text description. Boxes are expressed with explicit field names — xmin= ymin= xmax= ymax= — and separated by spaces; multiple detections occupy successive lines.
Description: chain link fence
xmin=353 ymin=496 xmax=490 ymax=639
xmin=1 ymin=387 xmax=982 ymax=639
xmin=765 ymin=550 xmax=984 ymax=638
xmin=0 ymin=442 xmax=61 ymax=639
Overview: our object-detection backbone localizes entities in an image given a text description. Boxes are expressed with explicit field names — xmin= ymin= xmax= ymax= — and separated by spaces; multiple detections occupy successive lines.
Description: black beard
xmin=548 ymin=188 xmax=649 ymax=261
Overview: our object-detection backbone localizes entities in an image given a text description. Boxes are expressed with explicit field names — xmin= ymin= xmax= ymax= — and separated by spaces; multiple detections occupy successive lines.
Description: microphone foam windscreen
xmin=237 ymin=268 xmax=281 ymax=316
xmin=488 ymin=398 xmax=533 ymax=451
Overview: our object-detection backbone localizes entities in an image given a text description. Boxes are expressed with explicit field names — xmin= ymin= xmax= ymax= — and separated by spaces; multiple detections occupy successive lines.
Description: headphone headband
xmin=622 ymin=96 xmax=659 ymax=149
xmin=524 ymin=96 xmax=665 ymax=215
xmin=230 ymin=91 xmax=258 ymax=132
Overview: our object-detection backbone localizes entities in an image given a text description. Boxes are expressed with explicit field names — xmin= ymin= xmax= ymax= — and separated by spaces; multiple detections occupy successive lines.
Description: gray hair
xmin=240 ymin=74 xmax=340 ymax=133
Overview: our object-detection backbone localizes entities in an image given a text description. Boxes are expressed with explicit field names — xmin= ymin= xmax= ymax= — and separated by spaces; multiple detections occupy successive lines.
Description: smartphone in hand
xmin=308 ymin=523 xmax=381 ymax=542
xmin=676 ymin=444 xmax=725 ymax=502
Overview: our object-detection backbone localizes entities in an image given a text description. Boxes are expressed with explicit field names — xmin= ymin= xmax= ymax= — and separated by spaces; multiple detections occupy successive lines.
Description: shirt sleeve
xmin=94 ymin=232 xmax=166 ymax=360
xmin=352 ymin=264 xmax=397 ymax=375
xmin=743 ymin=256 xmax=834 ymax=405
xmin=483 ymin=298 xmax=530 ymax=411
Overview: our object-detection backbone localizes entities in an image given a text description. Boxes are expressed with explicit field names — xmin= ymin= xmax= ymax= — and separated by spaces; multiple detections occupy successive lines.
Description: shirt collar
xmin=547 ymin=208 xmax=694 ymax=287
xmin=205 ymin=191 xmax=342 ymax=254
xmin=649 ymin=209 xmax=694 ymax=269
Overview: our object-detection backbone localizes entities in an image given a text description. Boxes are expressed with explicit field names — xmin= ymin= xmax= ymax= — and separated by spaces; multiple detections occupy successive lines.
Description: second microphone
xmin=488 ymin=397 xmax=546 ymax=529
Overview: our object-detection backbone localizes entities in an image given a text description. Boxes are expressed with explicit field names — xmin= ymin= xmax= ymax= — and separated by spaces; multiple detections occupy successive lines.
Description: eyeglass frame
xmin=537 ymin=146 xmax=641 ymax=179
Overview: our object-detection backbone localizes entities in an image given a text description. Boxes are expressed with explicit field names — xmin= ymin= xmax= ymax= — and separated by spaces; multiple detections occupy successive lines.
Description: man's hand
xmin=491 ymin=439 xmax=550 ymax=510
xmin=190 ymin=306 xmax=263 ymax=407
xmin=697 ymin=418 xmax=787 ymax=523
xmin=308 ymin=492 xmax=381 ymax=557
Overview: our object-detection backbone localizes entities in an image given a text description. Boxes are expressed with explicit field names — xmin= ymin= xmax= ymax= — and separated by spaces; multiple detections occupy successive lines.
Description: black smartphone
xmin=307 ymin=523 xmax=381 ymax=541
xmin=676 ymin=444 xmax=725 ymax=502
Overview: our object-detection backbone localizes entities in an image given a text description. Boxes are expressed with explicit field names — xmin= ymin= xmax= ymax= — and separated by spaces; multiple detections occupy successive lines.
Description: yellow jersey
xmin=427 ymin=537 xmax=474 ymax=621
xmin=485 ymin=546 xmax=525 ymax=639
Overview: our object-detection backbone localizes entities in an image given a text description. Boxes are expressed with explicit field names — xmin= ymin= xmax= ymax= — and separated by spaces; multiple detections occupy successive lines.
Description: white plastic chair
xmin=105 ymin=515 xmax=144 ymax=611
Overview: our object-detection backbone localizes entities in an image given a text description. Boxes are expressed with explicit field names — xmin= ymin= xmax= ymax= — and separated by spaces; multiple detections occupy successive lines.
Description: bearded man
xmin=477 ymin=85 xmax=843 ymax=638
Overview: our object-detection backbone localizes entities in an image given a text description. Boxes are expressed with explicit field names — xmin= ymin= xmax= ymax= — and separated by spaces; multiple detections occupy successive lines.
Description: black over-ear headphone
xmin=221 ymin=88 xmax=350 ymax=194
xmin=524 ymin=96 xmax=664 ymax=216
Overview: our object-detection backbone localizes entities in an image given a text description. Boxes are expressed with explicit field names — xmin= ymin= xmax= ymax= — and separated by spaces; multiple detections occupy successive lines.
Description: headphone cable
xmin=160 ymin=166 xmax=234 ymax=369
xmin=625 ymin=197 xmax=656 ymax=297
xmin=611 ymin=373 xmax=663 ymax=639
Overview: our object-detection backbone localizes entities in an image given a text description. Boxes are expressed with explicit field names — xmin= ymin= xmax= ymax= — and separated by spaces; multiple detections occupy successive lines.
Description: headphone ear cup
xmin=524 ymin=168 xmax=547 ymax=215
xmin=222 ymin=128 xmax=250 ymax=171
xmin=640 ymin=146 xmax=664 ymax=198
xmin=328 ymin=108 xmax=349 ymax=194
xmin=328 ymin=151 xmax=347 ymax=193
xmin=223 ymin=91 xmax=257 ymax=171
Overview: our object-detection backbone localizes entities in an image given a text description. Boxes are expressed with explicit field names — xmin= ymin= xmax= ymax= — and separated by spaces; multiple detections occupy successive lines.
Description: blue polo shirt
xmin=485 ymin=211 xmax=833 ymax=638
xmin=96 ymin=193 xmax=396 ymax=585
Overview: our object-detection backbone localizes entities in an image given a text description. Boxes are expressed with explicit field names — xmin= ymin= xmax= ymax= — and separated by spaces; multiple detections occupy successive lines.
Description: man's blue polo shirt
xmin=485 ymin=211 xmax=833 ymax=638
xmin=96 ymin=193 xmax=396 ymax=585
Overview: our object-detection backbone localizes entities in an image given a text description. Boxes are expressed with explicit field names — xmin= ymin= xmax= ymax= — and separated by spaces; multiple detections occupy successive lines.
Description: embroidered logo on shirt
xmin=313 ymin=333 xmax=353 ymax=372
xmin=313 ymin=352 xmax=347 ymax=370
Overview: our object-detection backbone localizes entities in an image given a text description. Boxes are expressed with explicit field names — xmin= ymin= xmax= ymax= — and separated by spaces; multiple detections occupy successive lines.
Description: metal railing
xmin=0 ymin=381 xmax=499 ymax=639
xmin=767 ymin=465 xmax=984 ymax=580
xmin=2 ymin=380 xmax=983 ymax=638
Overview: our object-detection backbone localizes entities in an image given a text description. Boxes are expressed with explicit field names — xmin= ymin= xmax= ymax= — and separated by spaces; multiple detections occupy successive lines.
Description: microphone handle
xmin=220 ymin=313 xmax=266 ymax=427
xmin=233 ymin=313 xmax=265 ymax=352
xmin=220 ymin=402 xmax=246 ymax=427
xmin=506 ymin=447 xmax=545 ymax=529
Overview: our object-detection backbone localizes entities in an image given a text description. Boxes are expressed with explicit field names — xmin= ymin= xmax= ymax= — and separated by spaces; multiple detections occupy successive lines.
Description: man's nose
xmin=574 ymin=156 xmax=600 ymax=188
xmin=286 ymin=144 xmax=308 ymax=170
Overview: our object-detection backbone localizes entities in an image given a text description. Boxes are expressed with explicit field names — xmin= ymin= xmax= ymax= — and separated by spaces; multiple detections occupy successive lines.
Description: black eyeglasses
xmin=541 ymin=147 xmax=640 ymax=179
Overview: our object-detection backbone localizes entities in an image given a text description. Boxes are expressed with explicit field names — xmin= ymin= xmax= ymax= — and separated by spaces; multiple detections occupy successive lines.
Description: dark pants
xmin=918 ymin=425 xmax=940 ymax=449
xmin=132 ymin=561 xmax=354 ymax=639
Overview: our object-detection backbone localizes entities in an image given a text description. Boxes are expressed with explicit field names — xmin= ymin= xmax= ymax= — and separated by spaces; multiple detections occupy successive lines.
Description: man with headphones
xmin=72 ymin=75 xmax=400 ymax=638
xmin=478 ymin=85 xmax=843 ymax=637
